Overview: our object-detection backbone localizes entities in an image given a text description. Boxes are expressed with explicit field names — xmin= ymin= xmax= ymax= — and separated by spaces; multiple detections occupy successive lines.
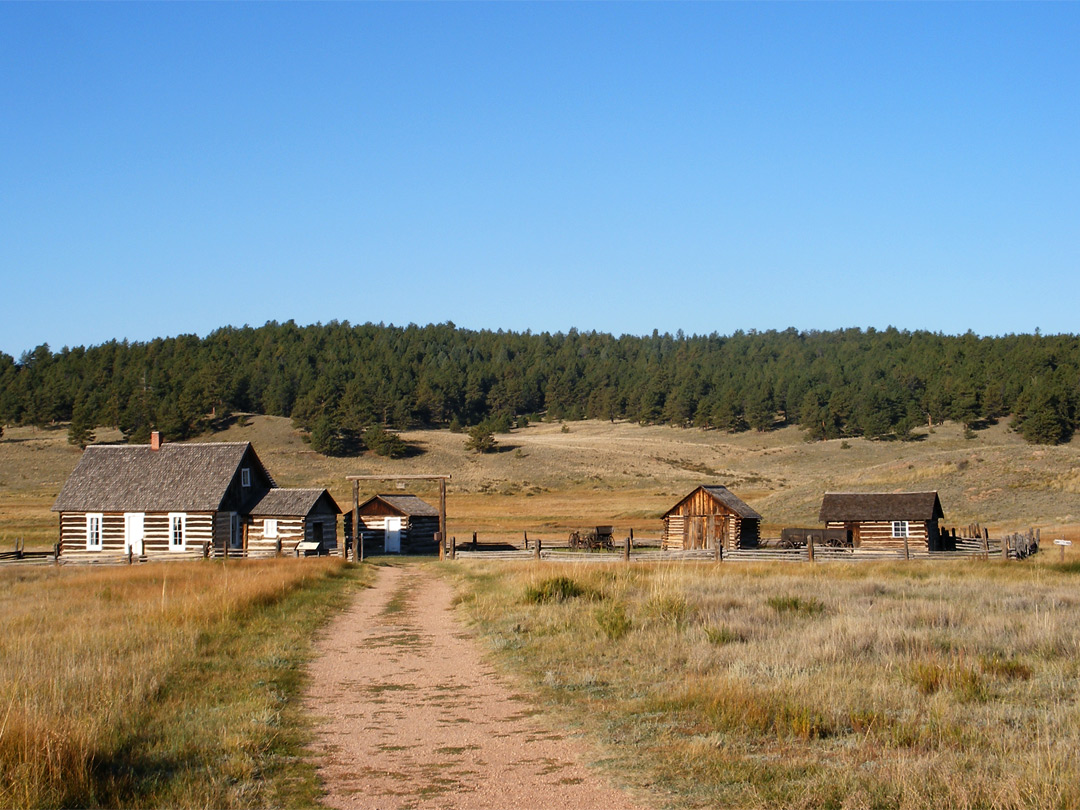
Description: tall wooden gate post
xmin=352 ymin=479 xmax=361 ymax=562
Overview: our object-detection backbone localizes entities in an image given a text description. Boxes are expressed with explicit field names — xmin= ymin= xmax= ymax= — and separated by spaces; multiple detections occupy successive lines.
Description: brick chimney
xmin=150 ymin=430 xmax=162 ymax=451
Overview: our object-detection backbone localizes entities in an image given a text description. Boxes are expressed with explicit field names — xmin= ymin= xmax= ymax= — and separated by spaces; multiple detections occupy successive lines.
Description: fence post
xmin=807 ymin=536 xmax=815 ymax=563
xmin=450 ymin=536 xmax=456 ymax=560
xmin=523 ymin=530 xmax=529 ymax=550
xmin=624 ymin=535 xmax=631 ymax=562
xmin=982 ymin=528 xmax=990 ymax=560
xmin=53 ymin=542 xmax=60 ymax=563
xmin=127 ymin=548 xmax=133 ymax=565
xmin=714 ymin=539 xmax=721 ymax=563
xmin=1001 ymin=532 xmax=1009 ymax=561
xmin=903 ymin=533 xmax=910 ymax=561
xmin=437 ymin=532 xmax=444 ymax=561
xmin=472 ymin=531 xmax=478 ymax=551
xmin=534 ymin=538 xmax=542 ymax=562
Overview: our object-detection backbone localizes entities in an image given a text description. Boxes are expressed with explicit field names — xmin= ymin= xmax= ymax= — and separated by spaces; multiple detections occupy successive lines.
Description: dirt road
xmin=303 ymin=563 xmax=645 ymax=809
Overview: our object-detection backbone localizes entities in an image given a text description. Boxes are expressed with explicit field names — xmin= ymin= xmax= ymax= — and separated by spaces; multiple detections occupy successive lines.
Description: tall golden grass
xmin=450 ymin=559 xmax=1080 ymax=809
xmin=0 ymin=558 xmax=357 ymax=808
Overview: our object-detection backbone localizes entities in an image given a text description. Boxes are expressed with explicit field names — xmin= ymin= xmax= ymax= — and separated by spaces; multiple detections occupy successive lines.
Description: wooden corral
xmin=818 ymin=491 xmax=945 ymax=552
xmin=661 ymin=485 xmax=761 ymax=551
xmin=248 ymin=488 xmax=341 ymax=556
xmin=355 ymin=494 xmax=440 ymax=554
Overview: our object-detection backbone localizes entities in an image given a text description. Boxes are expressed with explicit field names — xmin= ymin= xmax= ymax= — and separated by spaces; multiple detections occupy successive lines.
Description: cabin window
xmin=263 ymin=518 xmax=278 ymax=538
xmin=892 ymin=521 xmax=910 ymax=538
xmin=241 ymin=467 xmax=251 ymax=488
xmin=169 ymin=513 xmax=187 ymax=551
xmin=85 ymin=513 xmax=103 ymax=550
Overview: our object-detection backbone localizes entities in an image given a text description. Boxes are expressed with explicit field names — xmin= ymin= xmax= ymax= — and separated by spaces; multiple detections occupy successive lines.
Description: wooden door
xmin=688 ymin=517 xmax=705 ymax=550
xmin=230 ymin=513 xmax=243 ymax=550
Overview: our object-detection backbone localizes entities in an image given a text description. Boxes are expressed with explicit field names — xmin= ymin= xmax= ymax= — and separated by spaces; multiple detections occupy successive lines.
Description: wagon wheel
xmin=584 ymin=530 xmax=599 ymax=550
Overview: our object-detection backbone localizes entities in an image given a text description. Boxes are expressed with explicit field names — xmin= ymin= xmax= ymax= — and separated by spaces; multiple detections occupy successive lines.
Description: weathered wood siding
xmin=306 ymin=510 xmax=338 ymax=549
xmin=825 ymin=520 xmax=932 ymax=552
xmin=357 ymin=514 xmax=439 ymax=554
xmin=59 ymin=511 xmax=213 ymax=556
xmin=661 ymin=489 xmax=759 ymax=551
xmin=247 ymin=516 xmax=304 ymax=557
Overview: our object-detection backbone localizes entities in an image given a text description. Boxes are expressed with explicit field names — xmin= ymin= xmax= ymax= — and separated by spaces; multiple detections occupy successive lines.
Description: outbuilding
xmin=355 ymin=493 xmax=440 ymax=554
xmin=818 ymin=491 xmax=945 ymax=552
xmin=248 ymin=488 xmax=342 ymax=556
xmin=661 ymin=485 xmax=761 ymax=551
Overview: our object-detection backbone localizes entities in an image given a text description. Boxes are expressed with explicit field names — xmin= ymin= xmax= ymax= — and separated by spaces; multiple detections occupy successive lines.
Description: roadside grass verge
xmin=447 ymin=560 xmax=1080 ymax=809
xmin=0 ymin=557 xmax=371 ymax=808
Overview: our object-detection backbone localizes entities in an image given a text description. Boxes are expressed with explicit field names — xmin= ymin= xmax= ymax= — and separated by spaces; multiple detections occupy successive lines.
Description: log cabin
xmin=248 ymin=488 xmax=342 ymax=557
xmin=355 ymin=493 xmax=440 ymax=554
xmin=818 ymin=491 xmax=945 ymax=552
xmin=51 ymin=432 xmax=337 ymax=559
xmin=661 ymin=485 xmax=761 ymax=551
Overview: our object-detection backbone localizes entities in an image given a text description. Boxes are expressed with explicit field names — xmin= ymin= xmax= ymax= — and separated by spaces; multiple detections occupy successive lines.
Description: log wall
xmin=59 ymin=511 xmax=214 ymax=556
xmin=826 ymin=520 xmax=931 ymax=552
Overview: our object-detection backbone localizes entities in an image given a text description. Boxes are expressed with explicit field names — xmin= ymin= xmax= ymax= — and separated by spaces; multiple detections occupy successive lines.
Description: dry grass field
xmin=0 ymin=557 xmax=368 ymax=808
xmin=449 ymin=559 xmax=1080 ymax=809
xmin=3 ymin=415 xmax=1080 ymax=551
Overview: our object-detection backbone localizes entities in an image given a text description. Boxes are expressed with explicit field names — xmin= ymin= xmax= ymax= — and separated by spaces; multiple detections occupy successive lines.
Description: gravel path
xmin=303 ymin=563 xmax=645 ymax=810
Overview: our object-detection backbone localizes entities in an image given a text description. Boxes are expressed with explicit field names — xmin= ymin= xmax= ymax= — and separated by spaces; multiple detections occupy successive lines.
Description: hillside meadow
xmin=3 ymin=415 xmax=1080 ymax=552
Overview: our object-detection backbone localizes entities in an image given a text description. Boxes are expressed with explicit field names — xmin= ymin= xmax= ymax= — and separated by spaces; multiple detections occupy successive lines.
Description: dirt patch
xmin=303 ymin=563 xmax=645 ymax=809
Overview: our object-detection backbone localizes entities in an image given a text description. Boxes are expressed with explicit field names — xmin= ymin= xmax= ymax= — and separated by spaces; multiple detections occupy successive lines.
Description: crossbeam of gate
xmin=345 ymin=474 xmax=451 ymax=561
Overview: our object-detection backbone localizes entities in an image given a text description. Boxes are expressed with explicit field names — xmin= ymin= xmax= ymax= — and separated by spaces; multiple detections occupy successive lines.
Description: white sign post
xmin=1055 ymin=538 xmax=1072 ymax=562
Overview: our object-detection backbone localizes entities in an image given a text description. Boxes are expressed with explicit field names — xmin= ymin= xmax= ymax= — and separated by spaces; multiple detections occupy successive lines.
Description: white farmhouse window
xmin=169 ymin=513 xmax=187 ymax=551
xmin=263 ymin=518 xmax=278 ymax=538
xmin=892 ymin=521 xmax=910 ymax=538
xmin=241 ymin=467 xmax=251 ymax=488
xmin=86 ymin=513 xmax=103 ymax=550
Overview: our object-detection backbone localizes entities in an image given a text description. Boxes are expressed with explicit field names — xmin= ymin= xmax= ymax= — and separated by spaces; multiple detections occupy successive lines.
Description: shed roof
xmin=52 ymin=442 xmax=272 ymax=513
xmin=663 ymin=485 xmax=763 ymax=520
xmin=818 ymin=492 xmax=945 ymax=523
xmin=250 ymin=488 xmax=342 ymax=517
xmin=357 ymin=493 xmax=440 ymax=517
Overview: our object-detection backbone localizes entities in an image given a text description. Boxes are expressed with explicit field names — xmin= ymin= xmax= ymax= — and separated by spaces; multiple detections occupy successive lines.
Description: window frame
xmin=892 ymin=520 xmax=910 ymax=539
xmin=241 ymin=467 xmax=251 ymax=488
xmin=86 ymin=513 xmax=103 ymax=550
xmin=263 ymin=518 xmax=278 ymax=539
xmin=168 ymin=512 xmax=187 ymax=552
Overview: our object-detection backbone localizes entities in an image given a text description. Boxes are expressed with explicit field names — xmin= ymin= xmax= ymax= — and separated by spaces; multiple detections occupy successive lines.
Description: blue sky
xmin=2 ymin=3 xmax=1077 ymax=358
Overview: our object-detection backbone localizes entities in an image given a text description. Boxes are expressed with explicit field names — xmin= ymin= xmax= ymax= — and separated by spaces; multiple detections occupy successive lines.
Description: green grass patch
xmin=766 ymin=594 xmax=826 ymax=615
xmin=523 ymin=575 xmax=592 ymax=604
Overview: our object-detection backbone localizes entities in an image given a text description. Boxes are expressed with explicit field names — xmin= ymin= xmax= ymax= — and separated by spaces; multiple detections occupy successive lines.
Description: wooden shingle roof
xmin=358 ymin=494 xmax=440 ymax=517
xmin=663 ymin=485 xmax=763 ymax=520
xmin=51 ymin=442 xmax=271 ymax=513
xmin=818 ymin=491 xmax=944 ymax=523
xmin=249 ymin=488 xmax=342 ymax=517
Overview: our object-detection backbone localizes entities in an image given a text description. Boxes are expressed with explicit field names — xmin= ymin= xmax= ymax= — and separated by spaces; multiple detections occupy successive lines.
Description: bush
xmin=595 ymin=603 xmax=631 ymax=640
xmin=364 ymin=425 xmax=407 ymax=458
xmin=523 ymin=576 xmax=589 ymax=604
xmin=767 ymin=595 xmax=825 ymax=615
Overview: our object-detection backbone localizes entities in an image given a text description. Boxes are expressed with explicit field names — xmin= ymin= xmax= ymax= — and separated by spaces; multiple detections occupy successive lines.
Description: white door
xmin=385 ymin=517 xmax=402 ymax=554
xmin=124 ymin=513 xmax=144 ymax=556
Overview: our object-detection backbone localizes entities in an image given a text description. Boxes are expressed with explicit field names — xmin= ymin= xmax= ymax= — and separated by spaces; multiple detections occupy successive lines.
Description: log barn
xmin=355 ymin=493 xmax=440 ymax=554
xmin=248 ymin=488 xmax=342 ymax=556
xmin=818 ymin=491 xmax=945 ymax=552
xmin=51 ymin=432 xmax=337 ymax=559
xmin=661 ymin=485 xmax=761 ymax=551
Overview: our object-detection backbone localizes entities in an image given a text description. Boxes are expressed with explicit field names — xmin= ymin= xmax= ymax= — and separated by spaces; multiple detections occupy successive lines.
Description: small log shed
xmin=662 ymin=485 xmax=762 ymax=551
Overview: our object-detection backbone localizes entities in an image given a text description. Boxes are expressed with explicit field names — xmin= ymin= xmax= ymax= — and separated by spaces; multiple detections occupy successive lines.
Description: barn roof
xmin=249 ymin=488 xmax=342 ymax=517
xmin=663 ymin=485 xmax=762 ymax=520
xmin=52 ymin=442 xmax=272 ymax=513
xmin=358 ymin=493 xmax=440 ymax=517
xmin=818 ymin=491 xmax=944 ymax=523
